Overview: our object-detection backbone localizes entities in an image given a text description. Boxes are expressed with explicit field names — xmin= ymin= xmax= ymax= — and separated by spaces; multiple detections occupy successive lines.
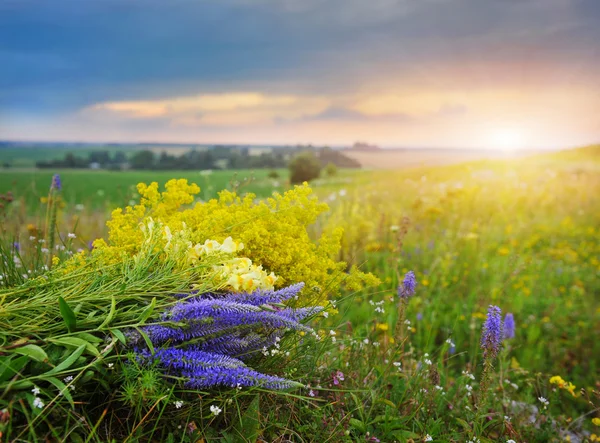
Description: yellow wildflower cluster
xmin=550 ymin=375 xmax=577 ymax=396
xmin=92 ymin=179 xmax=378 ymax=303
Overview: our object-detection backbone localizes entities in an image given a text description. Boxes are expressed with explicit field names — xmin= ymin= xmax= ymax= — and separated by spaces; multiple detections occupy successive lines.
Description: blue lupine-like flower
xmin=504 ymin=313 xmax=515 ymax=339
xmin=140 ymin=347 xmax=300 ymax=389
xmin=136 ymin=283 xmax=318 ymax=390
xmin=50 ymin=174 xmax=61 ymax=191
xmin=398 ymin=271 xmax=417 ymax=299
xmin=481 ymin=305 xmax=503 ymax=358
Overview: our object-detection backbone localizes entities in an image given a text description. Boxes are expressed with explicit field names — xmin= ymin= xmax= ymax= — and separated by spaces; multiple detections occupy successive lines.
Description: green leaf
xmin=232 ymin=395 xmax=260 ymax=443
xmin=455 ymin=417 xmax=472 ymax=432
xmin=75 ymin=332 xmax=103 ymax=344
xmin=110 ymin=328 xmax=127 ymax=345
xmin=12 ymin=344 xmax=49 ymax=363
xmin=349 ymin=418 xmax=367 ymax=434
xmin=49 ymin=337 xmax=100 ymax=357
xmin=138 ymin=297 xmax=156 ymax=324
xmin=135 ymin=327 xmax=154 ymax=355
xmin=0 ymin=355 xmax=30 ymax=383
xmin=98 ymin=295 xmax=116 ymax=329
xmin=45 ymin=376 xmax=74 ymax=408
xmin=45 ymin=344 xmax=86 ymax=375
xmin=59 ymin=296 xmax=77 ymax=332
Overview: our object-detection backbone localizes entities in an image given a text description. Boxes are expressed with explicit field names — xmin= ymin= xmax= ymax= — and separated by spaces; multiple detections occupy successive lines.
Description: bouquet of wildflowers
xmin=0 ymin=178 xmax=377 ymax=441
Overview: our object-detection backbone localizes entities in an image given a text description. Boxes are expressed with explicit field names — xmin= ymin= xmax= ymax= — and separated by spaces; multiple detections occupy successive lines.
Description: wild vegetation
xmin=0 ymin=146 xmax=599 ymax=442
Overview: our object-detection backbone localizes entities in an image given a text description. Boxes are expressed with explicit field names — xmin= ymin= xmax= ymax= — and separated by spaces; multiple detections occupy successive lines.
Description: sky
xmin=0 ymin=0 xmax=599 ymax=149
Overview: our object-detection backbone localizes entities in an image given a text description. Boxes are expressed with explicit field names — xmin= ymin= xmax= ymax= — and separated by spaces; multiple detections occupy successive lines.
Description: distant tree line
xmin=35 ymin=145 xmax=361 ymax=172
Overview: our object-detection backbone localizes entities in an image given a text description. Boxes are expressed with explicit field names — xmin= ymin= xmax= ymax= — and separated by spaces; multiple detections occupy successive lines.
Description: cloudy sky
xmin=1 ymin=0 xmax=598 ymax=148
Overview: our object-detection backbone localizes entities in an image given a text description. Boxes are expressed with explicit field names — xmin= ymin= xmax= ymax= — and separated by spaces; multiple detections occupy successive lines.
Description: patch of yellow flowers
xmin=549 ymin=375 xmax=577 ymax=397
xmin=92 ymin=179 xmax=378 ymax=303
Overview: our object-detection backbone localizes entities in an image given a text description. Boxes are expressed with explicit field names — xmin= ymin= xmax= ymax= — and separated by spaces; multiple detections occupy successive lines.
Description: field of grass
xmin=0 ymin=147 xmax=135 ymax=167
xmin=0 ymin=168 xmax=289 ymax=211
xmin=1 ymin=146 xmax=599 ymax=442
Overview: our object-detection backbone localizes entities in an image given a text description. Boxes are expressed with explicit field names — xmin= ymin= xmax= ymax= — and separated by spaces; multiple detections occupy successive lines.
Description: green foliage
xmin=288 ymin=151 xmax=322 ymax=184
xmin=324 ymin=162 xmax=338 ymax=177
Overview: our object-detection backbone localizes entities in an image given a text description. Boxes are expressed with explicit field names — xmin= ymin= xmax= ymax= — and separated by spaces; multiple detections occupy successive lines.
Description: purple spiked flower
xmin=135 ymin=283 xmax=318 ymax=391
xmin=481 ymin=305 xmax=503 ymax=359
xmin=503 ymin=313 xmax=515 ymax=339
xmin=398 ymin=271 xmax=417 ymax=299
xmin=50 ymin=174 xmax=61 ymax=191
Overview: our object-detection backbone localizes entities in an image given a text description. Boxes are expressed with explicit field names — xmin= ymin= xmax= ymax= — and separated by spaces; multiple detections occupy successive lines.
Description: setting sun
xmin=487 ymin=128 xmax=527 ymax=151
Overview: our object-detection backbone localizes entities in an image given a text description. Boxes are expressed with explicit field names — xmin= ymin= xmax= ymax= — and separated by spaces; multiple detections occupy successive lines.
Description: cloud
xmin=88 ymin=92 xmax=330 ymax=127
xmin=0 ymin=0 xmax=598 ymax=146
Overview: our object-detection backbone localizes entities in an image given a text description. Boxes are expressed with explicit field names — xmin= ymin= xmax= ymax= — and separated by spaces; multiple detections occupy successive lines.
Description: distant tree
xmin=324 ymin=162 xmax=338 ymax=177
xmin=64 ymin=153 xmax=77 ymax=168
xmin=289 ymin=152 xmax=322 ymax=184
xmin=130 ymin=150 xmax=155 ymax=169
xmin=113 ymin=151 xmax=127 ymax=164
xmin=268 ymin=169 xmax=280 ymax=179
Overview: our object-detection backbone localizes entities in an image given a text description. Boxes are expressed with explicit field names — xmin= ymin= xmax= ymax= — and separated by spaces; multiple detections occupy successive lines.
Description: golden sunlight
xmin=486 ymin=127 xmax=527 ymax=151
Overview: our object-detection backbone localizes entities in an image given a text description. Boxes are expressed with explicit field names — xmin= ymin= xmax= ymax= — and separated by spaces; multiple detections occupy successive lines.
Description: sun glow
xmin=486 ymin=128 xmax=526 ymax=151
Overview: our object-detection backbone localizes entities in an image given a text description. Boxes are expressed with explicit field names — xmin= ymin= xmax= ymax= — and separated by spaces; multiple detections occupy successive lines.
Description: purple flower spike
xmin=398 ymin=271 xmax=417 ymax=299
xmin=51 ymin=174 xmax=62 ymax=191
xmin=504 ymin=313 xmax=515 ymax=339
xmin=481 ymin=305 xmax=503 ymax=359
xmin=135 ymin=283 xmax=317 ymax=391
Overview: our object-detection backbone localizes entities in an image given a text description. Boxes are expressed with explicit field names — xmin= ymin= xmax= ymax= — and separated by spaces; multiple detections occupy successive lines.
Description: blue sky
xmin=1 ymin=0 xmax=598 ymax=148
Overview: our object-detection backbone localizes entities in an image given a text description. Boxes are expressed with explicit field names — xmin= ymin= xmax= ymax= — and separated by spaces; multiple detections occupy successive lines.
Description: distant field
xmin=0 ymin=168 xmax=288 ymax=211
xmin=0 ymin=147 xmax=136 ymax=167
xmin=343 ymin=148 xmax=537 ymax=169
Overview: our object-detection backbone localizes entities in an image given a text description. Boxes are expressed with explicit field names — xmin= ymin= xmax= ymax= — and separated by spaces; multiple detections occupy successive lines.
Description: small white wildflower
xmin=435 ymin=385 xmax=443 ymax=391
xmin=362 ymin=338 xmax=369 ymax=345
xmin=308 ymin=389 xmax=315 ymax=397
xmin=390 ymin=225 xmax=400 ymax=232
xmin=270 ymin=349 xmax=279 ymax=356
xmin=372 ymin=341 xmax=380 ymax=348
xmin=425 ymin=435 xmax=433 ymax=442
xmin=174 ymin=401 xmax=184 ymax=409
xmin=33 ymin=397 xmax=44 ymax=408
xmin=64 ymin=376 xmax=74 ymax=383
xmin=424 ymin=358 xmax=432 ymax=365
xmin=369 ymin=300 xmax=375 ymax=306
xmin=261 ymin=346 xmax=269 ymax=356
xmin=375 ymin=306 xmax=385 ymax=313
xmin=538 ymin=396 xmax=549 ymax=407
xmin=506 ymin=440 xmax=516 ymax=443
xmin=67 ymin=233 xmax=76 ymax=239
xmin=38 ymin=239 xmax=45 ymax=244
xmin=209 ymin=405 xmax=222 ymax=416
xmin=236 ymin=383 xmax=242 ymax=391
xmin=466 ymin=384 xmax=473 ymax=393
xmin=393 ymin=362 xmax=402 ymax=368
xmin=404 ymin=319 xmax=411 ymax=325
xmin=32 ymin=386 xmax=41 ymax=395
xmin=504 ymin=416 xmax=511 ymax=422
xmin=322 ymin=311 xmax=329 ymax=318
xmin=329 ymin=330 xmax=336 ymax=336
xmin=107 ymin=362 xmax=114 ymax=369
xmin=285 ymin=351 xmax=290 ymax=357
xmin=29 ymin=236 xmax=36 ymax=241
